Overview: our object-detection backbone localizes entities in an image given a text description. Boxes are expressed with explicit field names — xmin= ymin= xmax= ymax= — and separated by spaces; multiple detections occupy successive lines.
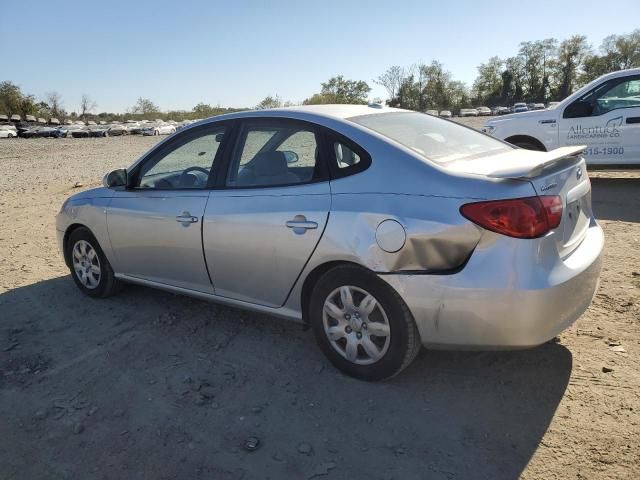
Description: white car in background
xmin=142 ymin=123 xmax=177 ymax=136
xmin=459 ymin=108 xmax=478 ymax=117
xmin=483 ymin=68 xmax=640 ymax=166
xmin=476 ymin=106 xmax=492 ymax=116
xmin=0 ymin=125 xmax=18 ymax=138
xmin=439 ymin=110 xmax=452 ymax=118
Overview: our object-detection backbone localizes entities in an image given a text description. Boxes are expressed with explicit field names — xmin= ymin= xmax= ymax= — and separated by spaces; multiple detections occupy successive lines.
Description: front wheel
xmin=309 ymin=265 xmax=421 ymax=381
xmin=67 ymin=227 xmax=122 ymax=298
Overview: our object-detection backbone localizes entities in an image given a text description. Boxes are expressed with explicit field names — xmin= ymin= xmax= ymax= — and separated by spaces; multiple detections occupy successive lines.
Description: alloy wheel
xmin=72 ymin=239 xmax=101 ymax=289
xmin=322 ymin=285 xmax=391 ymax=365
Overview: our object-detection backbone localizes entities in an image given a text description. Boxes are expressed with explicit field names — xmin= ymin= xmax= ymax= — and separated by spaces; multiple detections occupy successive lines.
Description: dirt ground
xmin=0 ymin=128 xmax=638 ymax=479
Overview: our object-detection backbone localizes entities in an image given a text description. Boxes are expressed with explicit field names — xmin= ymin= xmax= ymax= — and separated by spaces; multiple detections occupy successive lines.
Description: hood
xmin=485 ymin=108 xmax=554 ymax=125
xmin=68 ymin=186 xmax=115 ymax=202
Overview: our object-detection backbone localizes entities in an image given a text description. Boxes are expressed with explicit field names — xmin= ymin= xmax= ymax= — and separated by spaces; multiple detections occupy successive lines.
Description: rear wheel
xmin=309 ymin=265 xmax=421 ymax=381
xmin=67 ymin=227 xmax=122 ymax=298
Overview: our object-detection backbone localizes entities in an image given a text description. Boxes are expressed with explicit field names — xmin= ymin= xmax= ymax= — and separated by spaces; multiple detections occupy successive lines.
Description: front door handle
xmin=286 ymin=215 xmax=318 ymax=234
xmin=176 ymin=212 xmax=199 ymax=225
xmin=626 ymin=116 xmax=640 ymax=124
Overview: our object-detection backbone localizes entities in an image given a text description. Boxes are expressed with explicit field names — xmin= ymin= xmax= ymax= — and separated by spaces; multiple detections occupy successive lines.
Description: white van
xmin=483 ymin=68 xmax=640 ymax=166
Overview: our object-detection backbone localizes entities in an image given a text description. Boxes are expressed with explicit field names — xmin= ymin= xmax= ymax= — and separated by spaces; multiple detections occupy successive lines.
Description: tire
xmin=66 ymin=227 xmax=122 ymax=298
xmin=309 ymin=265 xmax=421 ymax=381
xmin=512 ymin=140 xmax=544 ymax=151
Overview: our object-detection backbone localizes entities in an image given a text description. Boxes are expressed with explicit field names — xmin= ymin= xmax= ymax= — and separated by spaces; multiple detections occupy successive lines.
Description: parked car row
xmin=0 ymin=118 xmax=195 ymax=139
xmin=424 ymin=103 xmax=560 ymax=118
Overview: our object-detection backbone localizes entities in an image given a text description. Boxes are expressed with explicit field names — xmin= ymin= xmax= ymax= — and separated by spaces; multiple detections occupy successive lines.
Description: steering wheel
xmin=179 ymin=166 xmax=209 ymax=187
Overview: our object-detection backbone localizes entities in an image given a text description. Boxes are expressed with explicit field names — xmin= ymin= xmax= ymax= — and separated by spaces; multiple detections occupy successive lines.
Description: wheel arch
xmin=62 ymin=223 xmax=94 ymax=268
xmin=300 ymin=260 xmax=373 ymax=324
xmin=504 ymin=135 xmax=547 ymax=151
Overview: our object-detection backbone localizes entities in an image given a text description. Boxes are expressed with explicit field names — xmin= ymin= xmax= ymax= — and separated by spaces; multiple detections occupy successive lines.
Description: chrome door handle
xmin=286 ymin=216 xmax=318 ymax=234
xmin=286 ymin=220 xmax=318 ymax=230
xmin=176 ymin=213 xmax=199 ymax=224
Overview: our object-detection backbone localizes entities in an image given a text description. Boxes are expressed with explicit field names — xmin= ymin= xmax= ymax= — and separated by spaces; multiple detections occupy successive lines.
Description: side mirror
xmin=282 ymin=151 xmax=299 ymax=164
xmin=103 ymin=168 xmax=127 ymax=188
xmin=564 ymin=100 xmax=593 ymax=118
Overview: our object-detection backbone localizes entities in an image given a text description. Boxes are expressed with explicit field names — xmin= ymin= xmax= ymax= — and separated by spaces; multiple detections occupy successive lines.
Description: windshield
xmin=349 ymin=112 xmax=511 ymax=163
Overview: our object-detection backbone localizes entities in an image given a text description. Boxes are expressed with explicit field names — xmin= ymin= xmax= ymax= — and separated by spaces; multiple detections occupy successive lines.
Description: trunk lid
xmin=527 ymin=154 xmax=591 ymax=258
xmin=447 ymin=146 xmax=591 ymax=257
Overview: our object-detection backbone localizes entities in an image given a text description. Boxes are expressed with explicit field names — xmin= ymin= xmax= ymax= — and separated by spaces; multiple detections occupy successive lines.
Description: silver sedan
xmin=56 ymin=105 xmax=603 ymax=380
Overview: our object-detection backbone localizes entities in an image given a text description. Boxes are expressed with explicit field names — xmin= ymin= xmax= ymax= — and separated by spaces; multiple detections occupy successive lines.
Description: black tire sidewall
xmin=67 ymin=228 xmax=113 ymax=298
xmin=309 ymin=266 xmax=414 ymax=381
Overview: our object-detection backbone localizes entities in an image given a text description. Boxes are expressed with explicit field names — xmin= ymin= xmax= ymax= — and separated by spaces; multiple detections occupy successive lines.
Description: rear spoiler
xmin=488 ymin=146 xmax=586 ymax=179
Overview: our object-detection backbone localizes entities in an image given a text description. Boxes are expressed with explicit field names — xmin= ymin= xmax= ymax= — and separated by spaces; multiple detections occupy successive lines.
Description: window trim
xmin=127 ymin=121 xmax=235 ymax=191
xmin=563 ymin=74 xmax=640 ymax=119
xmin=221 ymin=117 xmax=330 ymax=190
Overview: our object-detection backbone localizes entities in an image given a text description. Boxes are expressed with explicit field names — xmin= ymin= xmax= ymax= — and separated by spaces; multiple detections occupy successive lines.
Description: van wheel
xmin=512 ymin=140 xmax=544 ymax=151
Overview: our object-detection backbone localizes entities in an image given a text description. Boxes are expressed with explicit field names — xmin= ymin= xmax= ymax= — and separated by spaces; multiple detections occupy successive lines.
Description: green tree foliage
xmin=552 ymin=35 xmax=591 ymax=99
xmin=255 ymin=95 xmax=282 ymax=109
xmin=303 ymin=75 xmax=370 ymax=104
xmin=0 ymin=81 xmax=24 ymax=115
xmin=130 ymin=97 xmax=160 ymax=115
xmin=472 ymin=56 xmax=504 ymax=105
xmin=387 ymin=62 xmax=471 ymax=111
xmin=582 ymin=29 xmax=640 ymax=83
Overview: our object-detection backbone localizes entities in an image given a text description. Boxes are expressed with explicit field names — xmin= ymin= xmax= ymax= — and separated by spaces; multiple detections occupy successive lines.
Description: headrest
xmin=253 ymin=151 xmax=289 ymax=176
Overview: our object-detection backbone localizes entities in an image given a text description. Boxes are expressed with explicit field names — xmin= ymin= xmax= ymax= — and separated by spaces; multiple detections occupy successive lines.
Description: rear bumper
xmin=381 ymin=223 xmax=604 ymax=349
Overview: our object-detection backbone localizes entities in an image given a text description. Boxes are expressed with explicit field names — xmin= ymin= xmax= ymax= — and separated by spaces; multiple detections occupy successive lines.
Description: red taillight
xmin=460 ymin=195 xmax=563 ymax=239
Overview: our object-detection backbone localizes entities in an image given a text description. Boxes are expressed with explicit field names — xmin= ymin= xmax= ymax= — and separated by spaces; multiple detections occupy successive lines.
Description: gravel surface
xmin=0 ymin=132 xmax=638 ymax=479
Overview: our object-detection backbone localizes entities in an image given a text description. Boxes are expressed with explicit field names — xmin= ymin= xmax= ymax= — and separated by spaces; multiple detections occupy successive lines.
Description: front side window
xmin=137 ymin=126 xmax=225 ymax=189
xmin=350 ymin=112 xmax=510 ymax=164
xmin=564 ymin=76 xmax=640 ymax=118
xmin=227 ymin=122 xmax=320 ymax=187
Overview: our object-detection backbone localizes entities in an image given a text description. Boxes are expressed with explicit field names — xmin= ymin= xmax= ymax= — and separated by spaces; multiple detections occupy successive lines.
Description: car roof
xmin=205 ymin=104 xmax=410 ymax=124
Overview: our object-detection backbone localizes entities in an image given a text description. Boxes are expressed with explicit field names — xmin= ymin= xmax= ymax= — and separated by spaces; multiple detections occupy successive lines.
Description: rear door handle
xmin=176 ymin=212 xmax=199 ymax=224
xmin=286 ymin=215 xmax=318 ymax=234
xmin=626 ymin=117 xmax=640 ymax=124
xmin=286 ymin=220 xmax=318 ymax=229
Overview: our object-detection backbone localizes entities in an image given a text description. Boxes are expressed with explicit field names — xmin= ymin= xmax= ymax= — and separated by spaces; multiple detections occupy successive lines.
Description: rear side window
xmin=349 ymin=112 xmax=510 ymax=164
xmin=334 ymin=142 xmax=361 ymax=169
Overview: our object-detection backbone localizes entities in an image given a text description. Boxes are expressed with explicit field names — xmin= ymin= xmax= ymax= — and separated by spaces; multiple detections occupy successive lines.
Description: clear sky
xmin=5 ymin=0 xmax=639 ymax=113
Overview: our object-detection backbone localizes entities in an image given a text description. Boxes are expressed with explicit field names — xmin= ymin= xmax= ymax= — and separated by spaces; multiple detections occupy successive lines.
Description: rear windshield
xmin=349 ymin=112 xmax=511 ymax=164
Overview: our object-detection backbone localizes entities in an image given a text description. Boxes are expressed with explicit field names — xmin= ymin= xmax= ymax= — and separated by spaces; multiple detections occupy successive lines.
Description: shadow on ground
xmin=1 ymin=276 xmax=572 ymax=480
xmin=591 ymin=176 xmax=640 ymax=223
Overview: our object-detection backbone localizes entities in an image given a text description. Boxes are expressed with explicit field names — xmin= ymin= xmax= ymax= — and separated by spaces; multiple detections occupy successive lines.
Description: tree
xmin=255 ymin=95 xmax=282 ymax=109
xmin=553 ymin=35 xmax=591 ymax=99
xmin=518 ymin=39 xmax=557 ymax=102
xmin=375 ymin=66 xmax=404 ymax=101
xmin=303 ymin=75 xmax=371 ymax=104
xmin=0 ymin=81 xmax=25 ymax=116
xmin=131 ymin=97 xmax=159 ymax=115
xmin=45 ymin=91 xmax=65 ymax=118
xmin=601 ymin=29 xmax=640 ymax=70
xmin=472 ymin=56 xmax=504 ymax=105
xmin=582 ymin=29 xmax=640 ymax=83
xmin=79 ymin=94 xmax=97 ymax=119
